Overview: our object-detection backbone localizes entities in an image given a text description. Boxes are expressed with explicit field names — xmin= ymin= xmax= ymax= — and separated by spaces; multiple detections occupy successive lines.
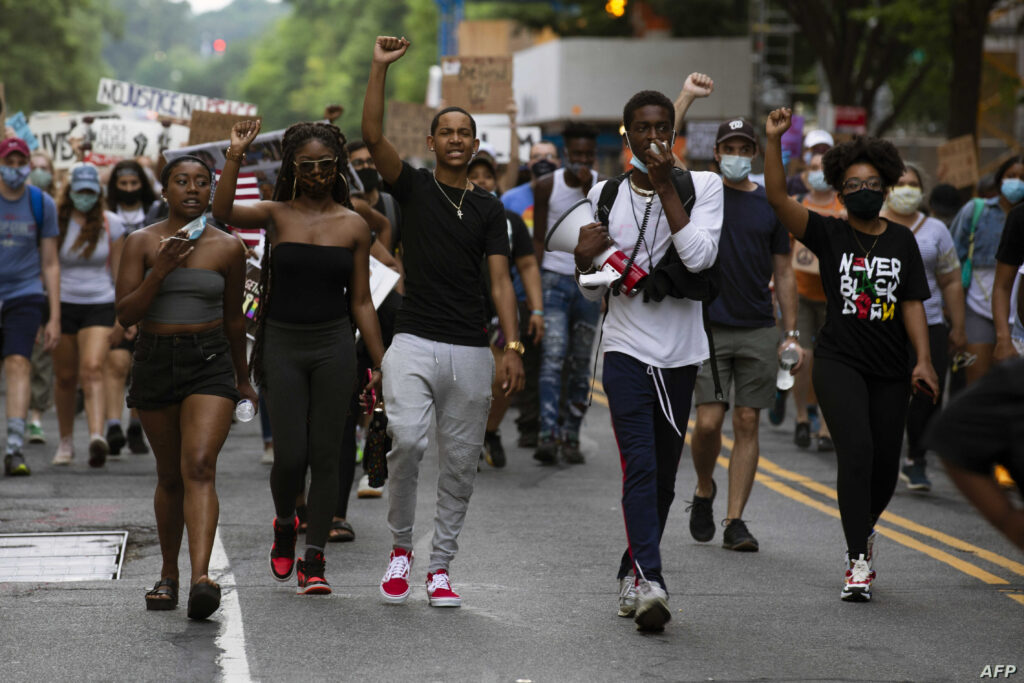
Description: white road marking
xmin=209 ymin=527 xmax=252 ymax=682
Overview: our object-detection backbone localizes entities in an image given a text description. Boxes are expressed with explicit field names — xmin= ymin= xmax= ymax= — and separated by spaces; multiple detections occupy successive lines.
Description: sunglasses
xmin=294 ymin=157 xmax=338 ymax=172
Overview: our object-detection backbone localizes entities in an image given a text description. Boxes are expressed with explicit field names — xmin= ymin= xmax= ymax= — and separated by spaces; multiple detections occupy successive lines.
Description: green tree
xmin=0 ymin=0 xmax=118 ymax=113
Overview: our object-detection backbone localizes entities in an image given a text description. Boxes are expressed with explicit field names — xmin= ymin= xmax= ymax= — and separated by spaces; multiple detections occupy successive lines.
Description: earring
xmin=338 ymin=171 xmax=350 ymax=198
xmin=292 ymin=174 xmax=297 ymax=198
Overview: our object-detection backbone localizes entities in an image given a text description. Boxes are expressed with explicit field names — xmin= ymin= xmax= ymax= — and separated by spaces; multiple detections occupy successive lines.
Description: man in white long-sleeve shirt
xmin=574 ymin=90 xmax=723 ymax=632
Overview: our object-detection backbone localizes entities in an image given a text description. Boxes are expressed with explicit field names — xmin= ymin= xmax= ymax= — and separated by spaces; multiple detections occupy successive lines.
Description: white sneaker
xmin=52 ymin=439 xmax=74 ymax=466
xmin=634 ymin=579 xmax=670 ymax=631
xmin=358 ymin=474 xmax=383 ymax=498
xmin=260 ymin=443 xmax=274 ymax=465
xmin=618 ymin=575 xmax=637 ymax=618
xmin=841 ymin=553 xmax=873 ymax=602
xmin=866 ymin=530 xmax=877 ymax=572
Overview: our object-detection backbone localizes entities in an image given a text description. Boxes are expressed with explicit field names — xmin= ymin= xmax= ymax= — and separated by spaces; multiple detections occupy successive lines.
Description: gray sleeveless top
xmin=143 ymin=268 xmax=225 ymax=324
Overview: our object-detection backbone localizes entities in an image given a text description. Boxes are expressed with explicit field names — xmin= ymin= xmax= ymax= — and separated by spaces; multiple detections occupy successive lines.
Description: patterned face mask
xmin=294 ymin=158 xmax=337 ymax=198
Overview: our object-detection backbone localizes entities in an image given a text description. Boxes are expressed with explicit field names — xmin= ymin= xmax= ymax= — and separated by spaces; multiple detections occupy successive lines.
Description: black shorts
xmin=0 ymin=294 xmax=46 ymax=360
xmin=127 ymin=326 xmax=240 ymax=411
xmin=924 ymin=357 xmax=1024 ymax=495
xmin=60 ymin=302 xmax=116 ymax=335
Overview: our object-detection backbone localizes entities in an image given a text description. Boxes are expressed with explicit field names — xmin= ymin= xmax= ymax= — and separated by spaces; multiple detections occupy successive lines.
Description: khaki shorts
xmin=695 ymin=324 xmax=779 ymax=409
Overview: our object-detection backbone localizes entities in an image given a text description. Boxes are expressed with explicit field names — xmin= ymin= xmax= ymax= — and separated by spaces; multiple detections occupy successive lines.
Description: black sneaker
xmin=533 ymin=436 xmax=558 ymax=465
xmin=296 ymin=550 xmax=331 ymax=595
xmin=768 ymin=389 xmax=787 ymax=426
xmin=270 ymin=515 xmax=298 ymax=582
xmin=722 ymin=518 xmax=759 ymax=552
xmin=106 ymin=424 xmax=126 ymax=456
xmin=686 ymin=480 xmax=716 ymax=542
xmin=517 ymin=431 xmax=538 ymax=449
xmin=899 ymin=461 xmax=932 ymax=492
xmin=794 ymin=422 xmax=811 ymax=449
xmin=561 ymin=437 xmax=585 ymax=465
xmin=4 ymin=451 xmax=31 ymax=477
xmin=817 ymin=435 xmax=834 ymax=453
xmin=483 ymin=430 xmax=506 ymax=468
xmin=127 ymin=421 xmax=149 ymax=454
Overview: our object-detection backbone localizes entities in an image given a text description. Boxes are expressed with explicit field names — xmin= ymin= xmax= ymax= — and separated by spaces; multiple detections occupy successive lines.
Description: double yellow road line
xmin=590 ymin=381 xmax=1024 ymax=606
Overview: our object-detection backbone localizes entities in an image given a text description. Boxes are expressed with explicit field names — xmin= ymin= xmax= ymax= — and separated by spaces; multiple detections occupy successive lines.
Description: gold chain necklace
xmin=432 ymin=171 xmax=471 ymax=219
xmin=850 ymin=223 xmax=882 ymax=260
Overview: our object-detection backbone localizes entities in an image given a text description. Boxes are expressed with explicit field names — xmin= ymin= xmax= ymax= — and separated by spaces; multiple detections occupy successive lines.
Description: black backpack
xmin=596 ymin=168 xmax=724 ymax=401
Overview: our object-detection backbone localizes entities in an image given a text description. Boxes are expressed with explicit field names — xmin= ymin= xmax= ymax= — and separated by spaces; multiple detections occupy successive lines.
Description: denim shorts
xmin=127 ymin=326 xmax=240 ymax=410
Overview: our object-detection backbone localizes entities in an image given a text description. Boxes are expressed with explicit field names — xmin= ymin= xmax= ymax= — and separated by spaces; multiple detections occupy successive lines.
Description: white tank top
xmin=544 ymin=167 xmax=599 ymax=276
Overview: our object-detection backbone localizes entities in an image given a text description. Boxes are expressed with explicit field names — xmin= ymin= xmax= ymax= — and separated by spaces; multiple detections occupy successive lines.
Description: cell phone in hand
xmin=362 ymin=368 xmax=377 ymax=414
xmin=913 ymin=379 xmax=935 ymax=400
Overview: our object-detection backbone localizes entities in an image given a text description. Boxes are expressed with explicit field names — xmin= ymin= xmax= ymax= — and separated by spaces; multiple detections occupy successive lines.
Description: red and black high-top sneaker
xmin=296 ymin=551 xmax=331 ymax=595
xmin=270 ymin=515 xmax=299 ymax=582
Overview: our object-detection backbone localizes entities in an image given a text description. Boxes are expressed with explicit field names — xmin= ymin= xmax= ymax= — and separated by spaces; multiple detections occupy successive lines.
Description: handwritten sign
xmin=96 ymin=78 xmax=258 ymax=120
xmin=386 ymin=101 xmax=434 ymax=160
xmin=937 ymin=135 xmax=980 ymax=190
xmin=83 ymin=118 xmax=189 ymax=160
xmin=188 ymin=111 xmax=258 ymax=146
xmin=441 ymin=56 xmax=512 ymax=113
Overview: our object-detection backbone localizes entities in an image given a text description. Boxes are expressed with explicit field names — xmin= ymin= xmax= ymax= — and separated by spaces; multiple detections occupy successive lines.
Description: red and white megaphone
xmin=544 ymin=198 xmax=648 ymax=296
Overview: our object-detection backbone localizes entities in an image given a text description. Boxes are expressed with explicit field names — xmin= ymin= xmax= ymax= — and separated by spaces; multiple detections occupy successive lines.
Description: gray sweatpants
xmin=382 ymin=333 xmax=494 ymax=573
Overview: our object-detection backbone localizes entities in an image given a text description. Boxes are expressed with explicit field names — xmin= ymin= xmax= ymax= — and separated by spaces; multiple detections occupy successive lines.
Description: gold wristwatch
xmin=504 ymin=341 xmax=525 ymax=356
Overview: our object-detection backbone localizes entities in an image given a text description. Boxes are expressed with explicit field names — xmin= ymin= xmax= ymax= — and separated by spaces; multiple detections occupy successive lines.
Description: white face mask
xmin=886 ymin=185 xmax=923 ymax=215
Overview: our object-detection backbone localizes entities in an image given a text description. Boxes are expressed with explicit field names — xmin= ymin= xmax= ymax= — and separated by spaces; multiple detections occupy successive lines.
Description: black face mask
xmin=118 ymin=188 xmax=143 ymax=205
xmin=531 ymin=159 xmax=557 ymax=179
xmin=843 ymin=189 xmax=885 ymax=220
xmin=356 ymin=168 xmax=380 ymax=192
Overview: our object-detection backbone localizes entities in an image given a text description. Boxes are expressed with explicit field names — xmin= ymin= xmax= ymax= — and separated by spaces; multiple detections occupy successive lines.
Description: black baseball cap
xmin=716 ymin=118 xmax=757 ymax=145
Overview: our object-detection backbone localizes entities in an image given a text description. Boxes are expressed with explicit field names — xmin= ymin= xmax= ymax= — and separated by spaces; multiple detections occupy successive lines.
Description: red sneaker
xmin=296 ymin=551 xmax=331 ymax=595
xmin=270 ymin=516 xmax=298 ymax=582
xmin=426 ymin=569 xmax=461 ymax=608
xmin=380 ymin=548 xmax=413 ymax=603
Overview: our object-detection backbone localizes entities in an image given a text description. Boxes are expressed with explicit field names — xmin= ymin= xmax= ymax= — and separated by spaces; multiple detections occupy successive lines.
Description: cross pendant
xmin=457 ymin=209 xmax=463 ymax=219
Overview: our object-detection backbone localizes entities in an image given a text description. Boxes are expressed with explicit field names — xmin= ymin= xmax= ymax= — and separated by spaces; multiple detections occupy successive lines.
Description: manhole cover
xmin=0 ymin=532 xmax=128 ymax=582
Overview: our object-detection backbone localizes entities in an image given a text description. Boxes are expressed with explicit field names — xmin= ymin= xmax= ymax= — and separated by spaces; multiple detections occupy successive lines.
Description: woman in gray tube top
xmin=115 ymin=155 xmax=257 ymax=620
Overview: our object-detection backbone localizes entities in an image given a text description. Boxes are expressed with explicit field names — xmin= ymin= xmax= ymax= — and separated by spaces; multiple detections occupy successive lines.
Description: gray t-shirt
xmin=912 ymin=214 xmax=959 ymax=326
xmin=59 ymin=211 xmax=126 ymax=304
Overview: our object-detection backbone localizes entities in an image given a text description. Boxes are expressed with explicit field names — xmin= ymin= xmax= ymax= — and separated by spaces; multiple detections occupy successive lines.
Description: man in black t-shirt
xmin=993 ymin=202 xmax=1024 ymax=362
xmin=362 ymin=36 xmax=525 ymax=609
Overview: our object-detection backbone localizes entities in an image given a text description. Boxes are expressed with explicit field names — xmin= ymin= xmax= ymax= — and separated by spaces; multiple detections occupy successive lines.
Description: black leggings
xmin=905 ymin=323 xmax=948 ymax=463
xmin=813 ymin=357 xmax=910 ymax=557
xmin=264 ymin=318 xmax=356 ymax=549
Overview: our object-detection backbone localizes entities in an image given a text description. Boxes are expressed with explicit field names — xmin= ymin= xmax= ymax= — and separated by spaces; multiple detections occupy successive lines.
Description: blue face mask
xmin=0 ymin=165 xmax=31 ymax=189
xmin=807 ymin=170 xmax=831 ymax=192
xmin=1001 ymin=178 xmax=1024 ymax=204
xmin=70 ymin=191 xmax=98 ymax=213
xmin=719 ymin=154 xmax=752 ymax=182
xmin=181 ymin=214 xmax=207 ymax=240
xmin=624 ymin=132 xmax=676 ymax=176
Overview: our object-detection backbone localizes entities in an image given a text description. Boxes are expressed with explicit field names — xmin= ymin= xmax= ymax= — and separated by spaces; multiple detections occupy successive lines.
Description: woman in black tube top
xmin=212 ymin=120 xmax=386 ymax=596
xmin=115 ymin=155 xmax=257 ymax=620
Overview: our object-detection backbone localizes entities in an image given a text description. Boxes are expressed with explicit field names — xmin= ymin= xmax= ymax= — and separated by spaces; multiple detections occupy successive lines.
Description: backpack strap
xmin=29 ymin=185 xmax=45 ymax=247
xmin=962 ymin=198 xmax=986 ymax=289
xmin=597 ymin=173 xmax=626 ymax=225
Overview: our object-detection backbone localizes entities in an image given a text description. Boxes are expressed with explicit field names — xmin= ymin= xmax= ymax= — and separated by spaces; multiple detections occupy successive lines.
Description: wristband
xmin=225 ymin=147 xmax=246 ymax=163
xmin=531 ymin=309 xmax=544 ymax=316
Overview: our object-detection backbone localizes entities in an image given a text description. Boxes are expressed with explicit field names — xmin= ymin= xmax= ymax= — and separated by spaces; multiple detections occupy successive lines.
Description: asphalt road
xmin=1 ymin=383 xmax=1021 ymax=682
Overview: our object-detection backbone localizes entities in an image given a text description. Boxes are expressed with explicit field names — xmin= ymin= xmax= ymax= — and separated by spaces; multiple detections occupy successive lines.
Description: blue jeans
xmin=538 ymin=270 xmax=601 ymax=440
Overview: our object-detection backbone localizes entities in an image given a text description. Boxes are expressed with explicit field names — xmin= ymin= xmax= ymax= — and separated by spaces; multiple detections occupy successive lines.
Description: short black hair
xmin=160 ymin=155 xmax=214 ymax=187
xmin=430 ymin=106 xmax=476 ymax=137
xmin=822 ymin=135 xmax=904 ymax=192
xmin=623 ymin=90 xmax=675 ymax=130
xmin=346 ymin=140 xmax=367 ymax=155
xmin=995 ymin=155 xmax=1024 ymax=184
xmin=563 ymin=121 xmax=599 ymax=143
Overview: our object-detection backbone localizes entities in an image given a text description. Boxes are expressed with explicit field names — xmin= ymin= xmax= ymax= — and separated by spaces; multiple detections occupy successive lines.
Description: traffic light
xmin=213 ymin=38 xmax=227 ymax=53
xmin=605 ymin=0 xmax=626 ymax=17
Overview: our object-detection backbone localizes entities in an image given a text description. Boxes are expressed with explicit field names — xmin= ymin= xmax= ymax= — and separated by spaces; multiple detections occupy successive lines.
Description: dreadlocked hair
xmin=250 ymin=121 xmax=353 ymax=386
xmin=57 ymin=183 xmax=106 ymax=259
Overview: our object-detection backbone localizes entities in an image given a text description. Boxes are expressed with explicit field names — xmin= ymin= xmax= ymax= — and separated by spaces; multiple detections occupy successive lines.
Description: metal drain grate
xmin=0 ymin=532 xmax=129 ymax=582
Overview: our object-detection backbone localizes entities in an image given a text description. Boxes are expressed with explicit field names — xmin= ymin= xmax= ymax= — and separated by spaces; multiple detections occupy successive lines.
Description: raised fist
xmin=374 ymin=36 xmax=410 ymax=65
xmin=766 ymin=108 xmax=793 ymax=140
xmin=683 ymin=72 xmax=714 ymax=98
xmin=230 ymin=120 xmax=261 ymax=151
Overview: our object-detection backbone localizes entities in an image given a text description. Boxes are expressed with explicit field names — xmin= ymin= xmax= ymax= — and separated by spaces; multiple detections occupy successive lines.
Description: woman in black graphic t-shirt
xmin=764 ymin=108 xmax=938 ymax=604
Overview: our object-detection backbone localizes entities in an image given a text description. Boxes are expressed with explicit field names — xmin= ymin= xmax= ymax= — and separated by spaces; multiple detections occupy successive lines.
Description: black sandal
xmin=145 ymin=577 xmax=179 ymax=611
xmin=327 ymin=518 xmax=355 ymax=543
xmin=187 ymin=580 xmax=221 ymax=620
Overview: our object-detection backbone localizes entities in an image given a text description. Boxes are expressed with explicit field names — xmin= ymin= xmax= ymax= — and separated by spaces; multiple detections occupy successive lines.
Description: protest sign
xmin=96 ymin=78 xmax=258 ymax=120
xmin=166 ymin=128 xmax=285 ymax=191
xmin=188 ymin=111 xmax=258 ymax=146
xmin=936 ymin=135 xmax=980 ymax=190
xmin=86 ymin=118 xmax=189 ymax=160
xmin=684 ymin=120 xmax=719 ymax=161
xmin=29 ymin=115 xmax=81 ymax=169
xmin=473 ymin=114 xmax=542 ymax=165
xmin=5 ymin=112 xmax=39 ymax=150
xmin=441 ymin=56 xmax=512 ymax=113
xmin=386 ymin=101 xmax=434 ymax=161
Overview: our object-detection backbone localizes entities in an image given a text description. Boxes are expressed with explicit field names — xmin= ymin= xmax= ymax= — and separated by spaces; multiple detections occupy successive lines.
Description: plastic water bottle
xmin=776 ymin=344 xmax=800 ymax=391
xmin=234 ymin=399 xmax=255 ymax=423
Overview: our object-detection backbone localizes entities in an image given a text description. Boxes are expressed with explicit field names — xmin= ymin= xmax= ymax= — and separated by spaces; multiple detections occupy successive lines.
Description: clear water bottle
xmin=234 ymin=399 xmax=255 ymax=423
xmin=776 ymin=343 xmax=800 ymax=391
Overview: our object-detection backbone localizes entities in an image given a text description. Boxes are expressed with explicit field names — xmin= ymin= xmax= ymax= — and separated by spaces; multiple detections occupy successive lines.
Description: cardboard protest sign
xmin=474 ymin=113 xmax=542 ymax=165
xmin=97 ymin=78 xmax=258 ymax=120
xmin=188 ymin=111 xmax=259 ymax=146
xmin=5 ymin=112 xmax=39 ymax=150
xmin=936 ymin=135 xmax=980 ymax=190
xmin=386 ymin=101 xmax=434 ymax=160
xmin=440 ymin=57 xmax=512 ymax=113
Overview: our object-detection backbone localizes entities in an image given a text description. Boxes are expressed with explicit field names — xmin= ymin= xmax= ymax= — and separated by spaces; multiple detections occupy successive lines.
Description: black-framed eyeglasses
xmin=294 ymin=157 xmax=338 ymax=172
xmin=842 ymin=177 xmax=884 ymax=193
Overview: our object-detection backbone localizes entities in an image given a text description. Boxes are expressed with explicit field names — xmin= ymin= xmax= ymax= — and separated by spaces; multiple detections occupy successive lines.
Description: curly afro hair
xmin=822 ymin=135 xmax=905 ymax=193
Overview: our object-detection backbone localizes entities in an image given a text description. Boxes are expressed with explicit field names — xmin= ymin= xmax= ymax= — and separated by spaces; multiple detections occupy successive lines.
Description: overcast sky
xmin=183 ymin=0 xmax=280 ymax=13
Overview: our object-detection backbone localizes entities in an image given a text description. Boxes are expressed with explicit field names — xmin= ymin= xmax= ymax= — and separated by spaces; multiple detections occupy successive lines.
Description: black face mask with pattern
xmin=295 ymin=165 xmax=335 ymax=198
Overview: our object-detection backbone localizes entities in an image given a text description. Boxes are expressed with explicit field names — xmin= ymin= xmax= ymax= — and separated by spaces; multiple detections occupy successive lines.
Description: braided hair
xmin=250 ymin=122 xmax=354 ymax=385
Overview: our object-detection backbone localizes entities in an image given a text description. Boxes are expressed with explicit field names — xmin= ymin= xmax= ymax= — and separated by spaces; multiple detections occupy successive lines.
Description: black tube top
xmin=266 ymin=243 xmax=353 ymax=324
